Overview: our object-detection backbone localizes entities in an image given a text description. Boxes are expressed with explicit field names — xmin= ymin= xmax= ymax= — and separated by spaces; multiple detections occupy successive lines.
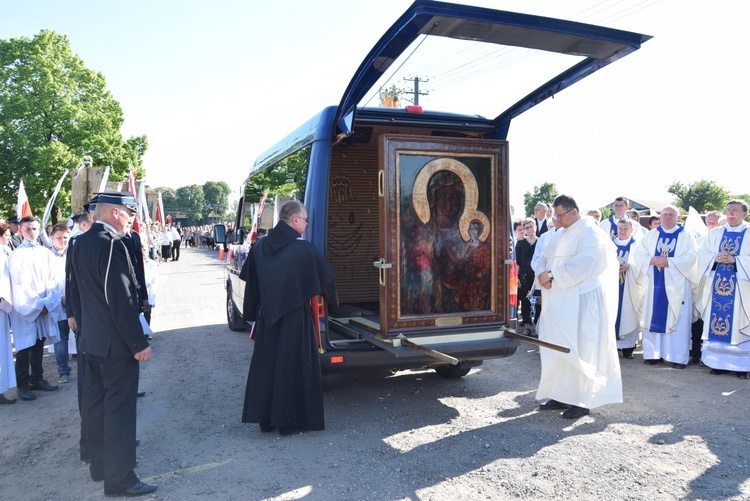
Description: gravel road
xmin=2 ymin=246 xmax=748 ymax=500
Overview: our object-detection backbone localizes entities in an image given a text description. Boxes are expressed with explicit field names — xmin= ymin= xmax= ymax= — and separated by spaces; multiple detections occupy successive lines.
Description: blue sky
xmin=2 ymin=0 xmax=748 ymax=215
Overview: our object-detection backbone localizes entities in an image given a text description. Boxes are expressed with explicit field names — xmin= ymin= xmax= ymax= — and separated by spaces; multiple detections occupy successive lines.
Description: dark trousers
xmin=518 ymin=280 xmax=541 ymax=325
xmin=171 ymin=241 xmax=180 ymax=261
xmin=15 ymin=337 xmax=46 ymax=389
xmin=691 ymin=319 xmax=704 ymax=361
xmin=74 ymin=330 xmax=90 ymax=461
xmin=84 ymin=354 xmax=140 ymax=493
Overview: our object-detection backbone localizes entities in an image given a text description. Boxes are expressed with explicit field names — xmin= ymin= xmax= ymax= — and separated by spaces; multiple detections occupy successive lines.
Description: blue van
xmin=218 ymin=0 xmax=650 ymax=378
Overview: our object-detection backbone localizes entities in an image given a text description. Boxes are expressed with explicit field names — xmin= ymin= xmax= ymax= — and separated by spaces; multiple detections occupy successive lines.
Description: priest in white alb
xmin=633 ymin=205 xmax=697 ymax=368
xmin=534 ymin=195 xmax=622 ymax=420
xmin=696 ymin=200 xmax=750 ymax=378
xmin=613 ymin=217 xmax=642 ymax=359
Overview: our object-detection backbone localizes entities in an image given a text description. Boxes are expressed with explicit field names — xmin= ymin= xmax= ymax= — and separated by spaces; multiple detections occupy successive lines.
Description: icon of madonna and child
xmin=400 ymin=156 xmax=493 ymax=316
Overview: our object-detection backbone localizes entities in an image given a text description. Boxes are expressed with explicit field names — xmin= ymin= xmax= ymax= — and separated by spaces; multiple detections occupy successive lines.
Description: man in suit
xmin=68 ymin=192 xmax=157 ymax=497
xmin=534 ymin=202 xmax=551 ymax=237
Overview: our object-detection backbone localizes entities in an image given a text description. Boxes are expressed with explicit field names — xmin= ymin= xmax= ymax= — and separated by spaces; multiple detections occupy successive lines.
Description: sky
xmin=2 ymin=0 xmax=749 ymax=217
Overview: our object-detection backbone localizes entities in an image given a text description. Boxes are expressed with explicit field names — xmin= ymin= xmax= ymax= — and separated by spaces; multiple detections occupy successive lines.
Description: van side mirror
xmin=213 ymin=224 xmax=226 ymax=244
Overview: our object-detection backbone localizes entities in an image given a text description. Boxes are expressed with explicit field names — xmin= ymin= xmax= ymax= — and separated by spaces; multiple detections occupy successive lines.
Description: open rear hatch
xmin=329 ymin=0 xmax=650 ymax=361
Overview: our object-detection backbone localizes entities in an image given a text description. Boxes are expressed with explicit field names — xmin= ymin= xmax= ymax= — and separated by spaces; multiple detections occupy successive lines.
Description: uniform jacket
xmin=69 ymin=223 xmax=148 ymax=357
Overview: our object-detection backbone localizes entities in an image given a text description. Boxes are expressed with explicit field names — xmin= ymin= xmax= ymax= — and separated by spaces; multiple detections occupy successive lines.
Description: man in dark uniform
xmin=8 ymin=216 xmax=22 ymax=249
xmin=68 ymin=192 xmax=157 ymax=497
xmin=241 ymin=200 xmax=337 ymax=435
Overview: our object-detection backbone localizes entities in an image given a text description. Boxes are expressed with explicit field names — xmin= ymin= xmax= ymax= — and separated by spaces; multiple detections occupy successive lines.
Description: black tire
xmin=226 ymin=288 xmax=247 ymax=332
xmin=434 ymin=364 xmax=471 ymax=379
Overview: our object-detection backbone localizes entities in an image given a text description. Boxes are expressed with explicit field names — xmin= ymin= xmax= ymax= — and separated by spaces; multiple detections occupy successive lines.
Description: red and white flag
xmin=17 ymin=180 xmax=33 ymax=218
xmin=127 ymin=170 xmax=140 ymax=232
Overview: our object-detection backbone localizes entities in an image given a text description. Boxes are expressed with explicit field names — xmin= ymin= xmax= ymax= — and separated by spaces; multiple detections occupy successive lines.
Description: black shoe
xmin=710 ymin=369 xmax=729 ymax=375
xmin=562 ymin=406 xmax=590 ymax=419
xmin=137 ymin=391 xmax=146 ymax=397
xmin=105 ymin=481 xmax=158 ymax=497
xmin=688 ymin=357 xmax=701 ymax=366
xmin=29 ymin=380 xmax=59 ymax=391
xmin=17 ymin=388 xmax=36 ymax=401
xmin=644 ymin=359 xmax=662 ymax=365
xmin=672 ymin=363 xmax=687 ymax=369
xmin=539 ymin=399 xmax=570 ymax=410
xmin=0 ymin=394 xmax=17 ymax=404
xmin=259 ymin=423 xmax=275 ymax=433
xmin=90 ymin=469 xmax=103 ymax=482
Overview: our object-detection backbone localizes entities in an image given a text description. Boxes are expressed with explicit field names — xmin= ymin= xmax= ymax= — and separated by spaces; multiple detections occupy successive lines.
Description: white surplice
xmin=535 ymin=217 xmax=622 ymax=409
xmin=8 ymin=241 xmax=60 ymax=350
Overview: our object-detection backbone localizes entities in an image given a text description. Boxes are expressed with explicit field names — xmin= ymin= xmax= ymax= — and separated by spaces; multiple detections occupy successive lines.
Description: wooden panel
xmin=327 ymin=146 xmax=380 ymax=304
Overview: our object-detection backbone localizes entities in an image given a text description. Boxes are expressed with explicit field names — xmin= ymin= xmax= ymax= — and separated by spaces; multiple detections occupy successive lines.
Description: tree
xmin=175 ymin=184 xmax=204 ymax=222
xmin=667 ymin=180 xmax=730 ymax=214
xmin=202 ymin=181 xmax=232 ymax=220
xmin=0 ymin=30 xmax=148 ymax=218
xmin=522 ymin=182 xmax=558 ymax=218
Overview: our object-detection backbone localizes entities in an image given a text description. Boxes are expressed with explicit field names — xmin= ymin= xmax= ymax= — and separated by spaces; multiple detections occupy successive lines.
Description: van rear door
xmin=334 ymin=0 xmax=650 ymax=137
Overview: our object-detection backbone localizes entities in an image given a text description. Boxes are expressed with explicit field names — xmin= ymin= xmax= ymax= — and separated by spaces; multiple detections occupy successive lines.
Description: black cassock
xmin=241 ymin=220 xmax=337 ymax=431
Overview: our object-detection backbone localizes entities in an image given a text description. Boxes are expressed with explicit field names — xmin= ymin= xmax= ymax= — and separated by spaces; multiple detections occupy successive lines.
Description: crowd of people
xmin=513 ymin=196 xmax=749 ymax=420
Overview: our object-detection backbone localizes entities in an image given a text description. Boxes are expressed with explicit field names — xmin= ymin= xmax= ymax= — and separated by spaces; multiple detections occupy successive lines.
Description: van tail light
xmin=405 ymin=105 xmax=423 ymax=114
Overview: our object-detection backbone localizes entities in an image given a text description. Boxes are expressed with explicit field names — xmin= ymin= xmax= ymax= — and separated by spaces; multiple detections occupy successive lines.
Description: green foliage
xmin=245 ymin=147 xmax=310 ymax=204
xmin=202 ymin=181 xmax=232 ymax=218
xmin=175 ymin=185 xmax=205 ymax=221
xmin=0 ymin=30 xmax=147 ymax=217
xmin=522 ymin=182 xmax=558 ymax=217
xmin=667 ymin=180 xmax=730 ymax=214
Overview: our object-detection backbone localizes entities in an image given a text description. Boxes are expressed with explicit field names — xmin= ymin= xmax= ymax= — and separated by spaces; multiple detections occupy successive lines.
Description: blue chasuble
xmin=708 ymin=228 xmax=746 ymax=343
xmin=648 ymin=225 xmax=684 ymax=333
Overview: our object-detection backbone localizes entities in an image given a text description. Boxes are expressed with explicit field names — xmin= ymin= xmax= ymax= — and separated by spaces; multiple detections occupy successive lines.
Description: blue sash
xmin=648 ymin=225 xmax=684 ymax=333
xmin=607 ymin=216 xmax=617 ymax=238
xmin=708 ymin=228 xmax=746 ymax=343
xmin=614 ymin=238 xmax=635 ymax=339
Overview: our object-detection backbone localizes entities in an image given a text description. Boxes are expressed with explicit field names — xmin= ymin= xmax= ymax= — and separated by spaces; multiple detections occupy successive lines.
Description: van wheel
xmin=227 ymin=288 xmax=247 ymax=332
xmin=434 ymin=364 xmax=471 ymax=379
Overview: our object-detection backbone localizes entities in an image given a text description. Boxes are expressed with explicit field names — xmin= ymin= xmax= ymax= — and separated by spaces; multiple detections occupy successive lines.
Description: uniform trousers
xmin=84 ymin=353 xmax=140 ymax=493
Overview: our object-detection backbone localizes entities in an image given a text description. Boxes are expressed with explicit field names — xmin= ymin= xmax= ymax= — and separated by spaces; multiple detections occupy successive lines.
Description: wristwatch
xmin=547 ymin=271 xmax=554 ymax=280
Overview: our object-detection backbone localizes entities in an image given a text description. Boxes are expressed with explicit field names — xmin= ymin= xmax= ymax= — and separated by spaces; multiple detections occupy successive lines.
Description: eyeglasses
xmin=552 ymin=208 xmax=574 ymax=219
xmin=296 ymin=215 xmax=308 ymax=222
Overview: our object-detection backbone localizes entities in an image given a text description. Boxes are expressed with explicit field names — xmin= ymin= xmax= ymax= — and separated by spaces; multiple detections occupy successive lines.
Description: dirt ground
xmin=2 ymin=247 xmax=749 ymax=500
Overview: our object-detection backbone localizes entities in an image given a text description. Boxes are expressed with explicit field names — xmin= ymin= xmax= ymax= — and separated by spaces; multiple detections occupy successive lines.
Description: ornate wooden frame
xmin=378 ymin=135 xmax=509 ymax=337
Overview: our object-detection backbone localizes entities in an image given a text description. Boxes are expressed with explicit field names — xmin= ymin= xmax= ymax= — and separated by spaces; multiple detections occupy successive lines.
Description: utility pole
xmin=403 ymin=76 xmax=429 ymax=105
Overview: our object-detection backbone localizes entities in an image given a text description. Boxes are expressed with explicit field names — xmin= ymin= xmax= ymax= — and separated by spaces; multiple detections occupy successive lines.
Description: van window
xmin=245 ymin=146 xmax=311 ymax=206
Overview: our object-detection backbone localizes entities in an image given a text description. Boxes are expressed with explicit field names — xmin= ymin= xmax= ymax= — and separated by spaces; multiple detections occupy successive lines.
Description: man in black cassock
xmin=241 ymin=200 xmax=337 ymax=436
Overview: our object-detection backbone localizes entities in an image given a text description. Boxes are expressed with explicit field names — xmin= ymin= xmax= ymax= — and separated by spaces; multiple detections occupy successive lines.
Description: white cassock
xmin=8 ymin=242 xmax=61 ymax=351
xmin=0 ymin=246 xmax=17 ymax=393
xmin=613 ymin=237 xmax=641 ymax=350
xmin=633 ymin=226 xmax=697 ymax=364
xmin=535 ymin=217 xmax=622 ymax=409
xmin=697 ymin=222 xmax=750 ymax=371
